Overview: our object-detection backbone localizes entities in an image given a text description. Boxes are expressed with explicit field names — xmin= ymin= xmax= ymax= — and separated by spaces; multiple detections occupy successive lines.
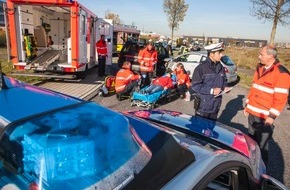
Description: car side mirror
xmin=261 ymin=174 xmax=288 ymax=190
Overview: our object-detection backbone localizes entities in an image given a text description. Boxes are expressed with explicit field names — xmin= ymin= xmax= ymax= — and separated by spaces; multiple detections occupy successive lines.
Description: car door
xmin=192 ymin=162 xmax=251 ymax=190
xmin=193 ymin=162 xmax=288 ymax=190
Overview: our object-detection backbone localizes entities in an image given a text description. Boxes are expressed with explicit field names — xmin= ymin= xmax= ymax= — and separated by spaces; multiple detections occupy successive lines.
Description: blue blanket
xmin=131 ymin=87 xmax=168 ymax=104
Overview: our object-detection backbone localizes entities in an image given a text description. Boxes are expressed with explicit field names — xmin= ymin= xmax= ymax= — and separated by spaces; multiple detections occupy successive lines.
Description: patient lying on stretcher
xmin=139 ymin=72 xmax=174 ymax=95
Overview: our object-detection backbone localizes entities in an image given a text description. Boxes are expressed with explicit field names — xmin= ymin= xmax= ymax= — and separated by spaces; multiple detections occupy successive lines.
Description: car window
xmin=174 ymin=54 xmax=189 ymax=62
xmin=201 ymin=55 xmax=207 ymax=62
xmin=200 ymin=166 xmax=251 ymax=190
xmin=206 ymin=168 xmax=250 ymax=190
xmin=121 ymin=44 xmax=130 ymax=53
xmin=123 ymin=43 xmax=138 ymax=54
xmin=187 ymin=54 xmax=202 ymax=62
xmin=206 ymin=171 xmax=232 ymax=190
xmin=221 ymin=56 xmax=235 ymax=66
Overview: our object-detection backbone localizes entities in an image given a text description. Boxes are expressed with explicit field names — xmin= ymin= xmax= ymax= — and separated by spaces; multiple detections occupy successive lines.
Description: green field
xmin=0 ymin=48 xmax=43 ymax=84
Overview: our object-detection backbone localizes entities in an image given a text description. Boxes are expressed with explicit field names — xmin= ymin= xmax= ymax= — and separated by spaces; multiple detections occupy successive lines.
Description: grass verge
xmin=237 ymin=73 xmax=253 ymax=89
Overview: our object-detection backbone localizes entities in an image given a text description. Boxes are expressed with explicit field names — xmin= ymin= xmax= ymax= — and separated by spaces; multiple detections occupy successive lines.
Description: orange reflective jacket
xmin=245 ymin=62 xmax=290 ymax=119
xmin=115 ymin=68 xmax=140 ymax=93
xmin=176 ymin=70 xmax=191 ymax=88
xmin=137 ymin=48 xmax=157 ymax=72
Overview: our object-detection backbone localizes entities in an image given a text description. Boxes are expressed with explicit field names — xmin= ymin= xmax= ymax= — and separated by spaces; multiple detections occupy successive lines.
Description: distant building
xmin=140 ymin=31 xmax=160 ymax=41
xmin=220 ymin=38 xmax=267 ymax=48
xmin=178 ymin=35 xmax=267 ymax=48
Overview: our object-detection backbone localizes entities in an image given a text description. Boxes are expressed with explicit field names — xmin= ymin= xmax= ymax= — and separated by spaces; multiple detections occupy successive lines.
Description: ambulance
xmin=4 ymin=0 xmax=113 ymax=79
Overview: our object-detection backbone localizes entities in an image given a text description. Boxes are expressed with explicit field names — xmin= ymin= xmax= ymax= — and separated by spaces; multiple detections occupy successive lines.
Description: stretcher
xmin=131 ymin=86 xmax=178 ymax=109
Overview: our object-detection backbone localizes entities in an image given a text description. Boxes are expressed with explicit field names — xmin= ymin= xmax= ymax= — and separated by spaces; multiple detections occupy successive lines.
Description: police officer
xmin=191 ymin=42 xmax=231 ymax=120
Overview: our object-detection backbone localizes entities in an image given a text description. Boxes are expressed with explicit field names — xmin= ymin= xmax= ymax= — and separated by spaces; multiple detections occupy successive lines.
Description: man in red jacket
xmin=244 ymin=45 xmax=290 ymax=166
xmin=115 ymin=61 xmax=140 ymax=97
xmin=96 ymin=35 xmax=108 ymax=77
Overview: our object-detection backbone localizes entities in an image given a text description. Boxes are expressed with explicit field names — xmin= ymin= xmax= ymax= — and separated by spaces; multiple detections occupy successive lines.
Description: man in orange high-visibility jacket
xmin=115 ymin=61 xmax=140 ymax=98
xmin=244 ymin=45 xmax=290 ymax=166
xmin=138 ymin=41 xmax=158 ymax=87
xmin=96 ymin=35 xmax=108 ymax=77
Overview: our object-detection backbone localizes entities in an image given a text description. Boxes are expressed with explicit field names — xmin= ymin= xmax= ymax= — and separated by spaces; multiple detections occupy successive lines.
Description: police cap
xmin=204 ymin=42 xmax=224 ymax=52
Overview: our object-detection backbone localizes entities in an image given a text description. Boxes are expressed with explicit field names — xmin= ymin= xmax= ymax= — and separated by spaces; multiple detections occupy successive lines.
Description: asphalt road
xmin=91 ymin=82 xmax=290 ymax=188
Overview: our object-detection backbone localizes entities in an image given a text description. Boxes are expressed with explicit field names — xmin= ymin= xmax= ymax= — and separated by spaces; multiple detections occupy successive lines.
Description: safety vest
xmin=96 ymin=40 xmax=107 ymax=56
xmin=245 ymin=62 xmax=290 ymax=119
xmin=115 ymin=68 xmax=140 ymax=93
xmin=137 ymin=48 xmax=157 ymax=71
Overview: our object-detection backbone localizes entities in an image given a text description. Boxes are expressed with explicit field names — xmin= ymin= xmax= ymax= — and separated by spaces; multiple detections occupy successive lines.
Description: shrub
xmin=0 ymin=28 xmax=6 ymax=47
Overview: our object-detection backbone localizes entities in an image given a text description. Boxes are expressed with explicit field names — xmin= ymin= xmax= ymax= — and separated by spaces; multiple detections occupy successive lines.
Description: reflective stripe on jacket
xmin=245 ymin=61 xmax=290 ymax=119
xmin=115 ymin=68 xmax=140 ymax=93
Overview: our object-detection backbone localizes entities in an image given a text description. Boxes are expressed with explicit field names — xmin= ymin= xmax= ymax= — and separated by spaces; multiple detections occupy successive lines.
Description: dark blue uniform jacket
xmin=191 ymin=57 xmax=227 ymax=114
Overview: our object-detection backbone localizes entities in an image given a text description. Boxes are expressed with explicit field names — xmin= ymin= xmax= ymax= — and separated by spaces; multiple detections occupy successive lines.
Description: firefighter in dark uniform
xmin=191 ymin=42 xmax=231 ymax=120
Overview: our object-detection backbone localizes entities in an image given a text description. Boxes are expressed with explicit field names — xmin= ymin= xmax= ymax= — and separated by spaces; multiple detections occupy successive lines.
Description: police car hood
xmin=0 ymin=75 xmax=81 ymax=123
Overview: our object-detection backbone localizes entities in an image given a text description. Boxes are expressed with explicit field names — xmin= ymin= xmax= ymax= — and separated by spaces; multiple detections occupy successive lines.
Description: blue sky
xmin=79 ymin=0 xmax=290 ymax=43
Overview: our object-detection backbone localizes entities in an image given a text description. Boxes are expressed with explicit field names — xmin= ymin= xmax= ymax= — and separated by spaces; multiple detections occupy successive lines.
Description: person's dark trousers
xmin=248 ymin=113 xmax=274 ymax=166
xmin=124 ymin=81 xmax=138 ymax=96
xmin=140 ymin=72 xmax=152 ymax=88
xmin=177 ymin=84 xmax=187 ymax=97
xmin=195 ymin=111 xmax=218 ymax=121
xmin=98 ymin=56 xmax=106 ymax=77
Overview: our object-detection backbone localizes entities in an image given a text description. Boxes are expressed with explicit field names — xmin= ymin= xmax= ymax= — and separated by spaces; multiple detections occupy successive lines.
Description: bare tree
xmin=163 ymin=0 xmax=189 ymax=40
xmin=250 ymin=0 xmax=290 ymax=45
xmin=105 ymin=10 xmax=122 ymax=25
